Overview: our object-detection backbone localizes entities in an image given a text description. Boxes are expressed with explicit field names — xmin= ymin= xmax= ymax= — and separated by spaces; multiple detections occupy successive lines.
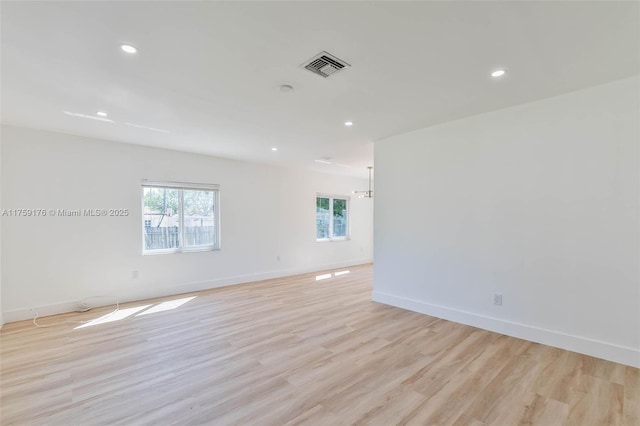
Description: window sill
xmin=143 ymin=247 xmax=221 ymax=255
xmin=316 ymin=237 xmax=350 ymax=243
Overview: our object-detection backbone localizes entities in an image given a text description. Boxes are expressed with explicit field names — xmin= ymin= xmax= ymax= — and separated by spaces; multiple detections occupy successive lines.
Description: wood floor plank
xmin=565 ymin=374 xmax=624 ymax=426
xmin=1 ymin=264 xmax=637 ymax=425
xmin=517 ymin=393 xmax=569 ymax=426
xmin=399 ymin=334 xmax=511 ymax=425
xmin=623 ymin=366 xmax=640 ymax=425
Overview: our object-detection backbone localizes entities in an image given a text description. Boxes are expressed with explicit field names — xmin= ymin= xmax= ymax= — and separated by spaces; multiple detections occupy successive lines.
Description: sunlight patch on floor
xmin=316 ymin=270 xmax=350 ymax=281
xmin=135 ymin=296 xmax=197 ymax=316
xmin=74 ymin=305 xmax=151 ymax=329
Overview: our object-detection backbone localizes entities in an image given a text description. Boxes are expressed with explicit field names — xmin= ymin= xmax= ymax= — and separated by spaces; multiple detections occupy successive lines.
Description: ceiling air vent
xmin=302 ymin=51 xmax=350 ymax=78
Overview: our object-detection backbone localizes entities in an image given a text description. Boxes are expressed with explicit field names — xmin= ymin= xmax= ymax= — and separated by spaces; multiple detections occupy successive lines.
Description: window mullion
xmin=179 ymin=189 xmax=185 ymax=249
xmin=329 ymin=197 xmax=334 ymax=239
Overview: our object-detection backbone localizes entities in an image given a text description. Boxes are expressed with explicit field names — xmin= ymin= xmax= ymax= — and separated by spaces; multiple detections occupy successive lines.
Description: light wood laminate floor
xmin=1 ymin=264 xmax=638 ymax=425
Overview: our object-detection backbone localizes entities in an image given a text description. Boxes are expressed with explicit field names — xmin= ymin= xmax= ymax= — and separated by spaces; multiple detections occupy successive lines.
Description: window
xmin=142 ymin=181 xmax=220 ymax=254
xmin=316 ymin=195 xmax=349 ymax=241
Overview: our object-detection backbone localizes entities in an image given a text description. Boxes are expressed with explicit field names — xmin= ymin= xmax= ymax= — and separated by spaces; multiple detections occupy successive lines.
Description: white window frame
xmin=142 ymin=180 xmax=220 ymax=255
xmin=316 ymin=193 xmax=350 ymax=242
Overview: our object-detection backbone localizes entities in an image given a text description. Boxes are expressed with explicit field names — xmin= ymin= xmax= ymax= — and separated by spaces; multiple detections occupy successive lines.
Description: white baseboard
xmin=2 ymin=259 xmax=372 ymax=324
xmin=372 ymin=291 xmax=640 ymax=368
xmin=6 ymin=301 xmax=80 ymax=324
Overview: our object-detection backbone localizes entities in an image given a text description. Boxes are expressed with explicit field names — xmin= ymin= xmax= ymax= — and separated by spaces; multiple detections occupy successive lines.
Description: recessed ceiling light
xmin=120 ymin=44 xmax=138 ymax=54
xmin=344 ymin=121 xmax=353 ymax=126
xmin=271 ymin=147 xmax=278 ymax=151
xmin=96 ymin=111 xmax=108 ymax=117
xmin=279 ymin=84 xmax=294 ymax=93
xmin=491 ymin=69 xmax=506 ymax=78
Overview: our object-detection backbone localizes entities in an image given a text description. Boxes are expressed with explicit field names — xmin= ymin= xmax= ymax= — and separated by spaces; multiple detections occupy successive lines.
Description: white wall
xmin=373 ymin=76 xmax=640 ymax=367
xmin=0 ymin=132 xmax=3 ymax=328
xmin=1 ymin=125 xmax=373 ymax=322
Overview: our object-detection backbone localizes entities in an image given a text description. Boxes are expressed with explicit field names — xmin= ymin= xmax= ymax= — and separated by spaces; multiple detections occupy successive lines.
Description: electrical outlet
xmin=132 ymin=270 xmax=139 ymax=279
xmin=493 ymin=293 xmax=503 ymax=306
xmin=276 ymin=255 xmax=281 ymax=262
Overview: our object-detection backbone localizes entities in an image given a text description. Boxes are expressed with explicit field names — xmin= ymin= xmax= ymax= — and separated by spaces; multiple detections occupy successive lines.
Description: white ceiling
xmin=2 ymin=1 xmax=638 ymax=178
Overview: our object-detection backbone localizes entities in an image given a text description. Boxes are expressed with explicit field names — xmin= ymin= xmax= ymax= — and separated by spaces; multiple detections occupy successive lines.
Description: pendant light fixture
xmin=353 ymin=166 xmax=373 ymax=198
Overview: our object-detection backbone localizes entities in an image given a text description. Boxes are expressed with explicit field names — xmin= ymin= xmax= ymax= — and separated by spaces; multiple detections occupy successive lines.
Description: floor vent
xmin=302 ymin=51 xmax=350 ymax=78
